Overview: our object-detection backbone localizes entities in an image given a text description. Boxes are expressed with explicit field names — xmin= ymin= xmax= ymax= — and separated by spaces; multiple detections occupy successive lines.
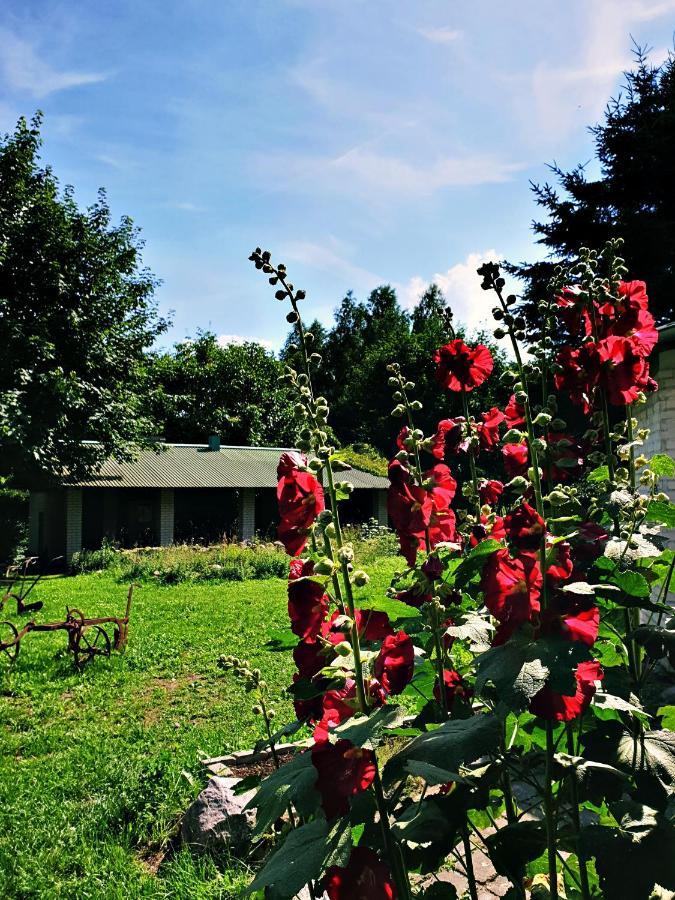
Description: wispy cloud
xmin=170 ymin=201 xmax=206 ymax=213
xmin=256 ymin=147 xmax=524 ymax=202
xmin=417 ymin=27 xmax=462 ymax=44
xmin=0 ymin=27 xmax=107 ymax=99
xmin=280 ymin=238 xmax=383 ymax=291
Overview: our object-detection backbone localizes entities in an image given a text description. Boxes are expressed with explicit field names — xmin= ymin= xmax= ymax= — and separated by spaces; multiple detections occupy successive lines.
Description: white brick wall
xmin=372 ymin=489 xmax=388 ymax=525
xmin=65 ymin=488 xmax=83 ymax=562
xmin=638 ymin=346 xmax=675 ymax=499
xmin=159 ymin=488 xmax=174 ymax=546
xmin=239 ymin=489 xmax=256 ymax=540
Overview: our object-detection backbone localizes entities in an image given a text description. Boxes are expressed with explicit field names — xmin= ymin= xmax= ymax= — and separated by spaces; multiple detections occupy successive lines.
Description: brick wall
xmin=159 ymin=488 xmax=175 ymax=546
xmin=65 ymin=488 xmax=83 ymax=562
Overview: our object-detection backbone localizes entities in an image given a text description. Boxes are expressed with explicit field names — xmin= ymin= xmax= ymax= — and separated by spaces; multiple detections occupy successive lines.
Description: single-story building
xmin=637 ymin=321 xmax=675 ymax=545
xmin=28 ymin=441 xmax=389 ymax=562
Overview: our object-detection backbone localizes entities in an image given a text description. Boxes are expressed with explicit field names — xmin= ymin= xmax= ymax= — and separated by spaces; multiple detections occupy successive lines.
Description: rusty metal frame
xmin=0 ymin=585 xmax=134 ymax=670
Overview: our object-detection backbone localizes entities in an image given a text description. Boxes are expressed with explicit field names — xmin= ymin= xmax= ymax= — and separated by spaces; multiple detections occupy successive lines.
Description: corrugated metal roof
xmin=66 ymin=445 xmax=388 ymax=490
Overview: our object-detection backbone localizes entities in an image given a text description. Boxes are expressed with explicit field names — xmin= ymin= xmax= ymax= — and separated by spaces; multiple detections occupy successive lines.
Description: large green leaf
xmin=553 ymin=752 xmax=628 ymax=804
xmin=454 ymin=539 xmax=501 ymax=588
xmin=248 ymin=818 xmax=328 ymax=897
xmin=631 ymin=622 xmax=675 ymax=665
xmin=583 ymin=722 xmax=675 ymax=809
xmin=649 ymin=454 xmax=675 ymax=478
xmin=581 ymin=802 xmax=675 ymax=898
xmin=333 ymin=704 xmax=406 ymax=749
xmin=445 ymin=614 xmax=494 ymax=652
xmin=646 ymin=501 xmax=675 ymax=528
xmin=382 ymin=713 xmax=501 ymax=788
xmin=484 ymin=820 xmax=547 ymax=883
xmin=587 ymin=465 xmax=610 ymax=483
xmin=246 ymin=750 xmax=319 ymax=838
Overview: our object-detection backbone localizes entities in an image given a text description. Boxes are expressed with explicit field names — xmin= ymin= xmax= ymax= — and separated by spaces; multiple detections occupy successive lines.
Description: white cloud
xmin=171 ymin=201 xmax=206 ymax=213
xmin=257 ymin=147 xmax=524 ymax=200
xmin=217 ymin=334 xmax=274 ymax=351
xmin=400 ymin=249 xmax=504 ymax=336
xmin=417 ymin=27 xmax=462 ymax=44
xmin=0 ymin=28 xmax=107 ymax=99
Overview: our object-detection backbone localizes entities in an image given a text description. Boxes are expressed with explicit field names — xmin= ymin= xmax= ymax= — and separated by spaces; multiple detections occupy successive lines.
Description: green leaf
xmin=588 ymin=465 xmax=610 ymax=483
xmin=649 ymin=454 xmax=675 ymax=477
xmin=553 ymin=752 xmax=628 ymax=804
xmin=658 ymin=706 xmax=675 ymax=730
xmin=333 ymin=704 xmax=406 ymax=749
xmin=484 ymin=821 xmax=547 ymax=882
xmin=382 ymin=713 xmax=501 ymax=788
xmin=631 ymin=623 xmax=675 ymax=665
xmin=454 ymin=539 xmax=501 ymax=588
xmin=581 ymin=802 xmax=675 ymax=898
xmin=583 ymin=722 xmax=675 ymax=810
xmin=248 ymin=818 xmax=328 ymax=897
xmin=475 ymin=639 xmax=549 ymax=712
xmin=404 ymin=760 xmax=471 ymax=786
xmin=646 ymin=501 xmax=675 ymax=528
xmin=322 ymin=816 xmax=352 ymax=870
xmin=446 ymin=614 xmax=494 ymax=652
xmin=607 ymin=569 xmax=651 ymax=598
xmin=246 ymin=750 xmax=319 ymax=838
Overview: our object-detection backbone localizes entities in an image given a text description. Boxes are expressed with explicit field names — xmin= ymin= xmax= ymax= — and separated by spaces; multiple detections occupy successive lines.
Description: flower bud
xmin=550 ymin=418 xmax=567 ymax=431
xmin=338 ymin=544 xmax=355 ymax=563
xmin=392 ymin=404 xmax=406 ymax=418
xmin=410 ymin=400 xmax=423 ymax=411
xmin=506 ymin=476 xmax=529 ymax=494
xmin=315 ymin=557 xmax=335 ymax=576
xmin=252 ymin=705 xmax=263 ymax=715
xmin=533 ymin=412 xmax=552 ymax=427
xmin=493 ymin=328 xmax=506 ymax=339
xmin=352 ymin=570 xmax=370 ymax=586
xmin=334 ymin=641 xmax=353 ymax=657
xmin=502 ymin=428 xmax=524 ymax=444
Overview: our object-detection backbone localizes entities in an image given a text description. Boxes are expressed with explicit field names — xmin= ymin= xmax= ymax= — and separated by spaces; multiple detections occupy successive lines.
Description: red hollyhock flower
xmin=479 ymin=479 xmax=504 ymax=506
xmin=556 ymin=285 xmax=585 ymax=333
xmin=469 ymin=514 xmax=506 ymax=548
xmin=373 ymin=631 xmax=414 ymax=695
xmin=311 ymin=739 xmax=376 ymax=820
xmin=313 ymin=679 xmax=385 ymax=741
xmin=277 ymin=452 xmax=325 ymax=556
xmin=502 ymin=442 xmax=529 ymax=478
xmin=442 ymin=616 xmax=455 ymax=652
xmin=477 ymin=407 xmax=505 ymax=450
xmin=546 ymin=541 xmax=573 ymax=586
xmin=598 ymin=335 xmax=650 ymax=405
xmin=505 ymin=502 xmax=545 ymax=551
xmin=293 ymin=639 xmax=326 ymax=678
xmin=504 ymin=393 xmax=526 ymax=429
xmin=433 ymin=668 xmax=469 ymax=707
xmin=434 ymin=339 xmax=494 ymax=392
xmin=292 ymin=640 xmax=328 ymax=722
xmin=429 ymin=417 xmax=467 ymax=458
xmin=322 ymin=609 xmax=394 ymax=645
xmin=395 ymin=586 xmax=432 ymax=608
xmin=554 ymin=343 xmax=603 ymax=413
xmin=387 ymin=460 xmax=433 ymax=565
xmin=425 ymin=463 xmax=457 ymax=507
xmin=481 ymin=548 xmax=542 ymax=629
xmin=602 ymin=305 xmax=658 ymax=357
xmin=313 ymin=680 xmax=359 ymax=741
xmin=324 ymin=847 xmax=396 ymax=900
xmin=287 ymin=559 xmax=329 ymax=641
xmin=529 ymin=660 xmax=603 ymax=722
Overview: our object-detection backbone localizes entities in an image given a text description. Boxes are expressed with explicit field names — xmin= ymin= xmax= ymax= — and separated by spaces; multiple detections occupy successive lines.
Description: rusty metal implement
xmin=0 ymin=557 xmax=47 ymax=615
xmin=0 ymin=586 xmax=134 ymax=670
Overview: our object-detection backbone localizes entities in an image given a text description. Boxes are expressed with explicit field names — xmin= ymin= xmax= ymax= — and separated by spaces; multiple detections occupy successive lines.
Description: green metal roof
xmin=66 ymin=445 xmax=388 ymax=490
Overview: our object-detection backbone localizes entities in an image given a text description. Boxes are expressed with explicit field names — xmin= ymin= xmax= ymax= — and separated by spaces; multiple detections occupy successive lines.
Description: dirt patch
xmin=136 ymin=847 xmax=167 ymax=876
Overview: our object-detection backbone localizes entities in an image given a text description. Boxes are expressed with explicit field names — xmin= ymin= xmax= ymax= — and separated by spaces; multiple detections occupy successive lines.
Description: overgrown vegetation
xmin=0 ymin=558 xmax=399 ymax=898
xmin=70 ymin=530 xmax=397 ymax=584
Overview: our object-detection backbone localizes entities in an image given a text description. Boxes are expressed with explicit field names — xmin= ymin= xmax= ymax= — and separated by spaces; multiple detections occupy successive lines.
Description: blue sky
xmin=1 ymin=1 xmax=674 ymax=351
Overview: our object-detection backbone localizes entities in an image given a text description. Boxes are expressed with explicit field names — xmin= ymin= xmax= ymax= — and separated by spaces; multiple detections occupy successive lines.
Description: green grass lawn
xmin=0 ymin=558 xmax=399 ymax=899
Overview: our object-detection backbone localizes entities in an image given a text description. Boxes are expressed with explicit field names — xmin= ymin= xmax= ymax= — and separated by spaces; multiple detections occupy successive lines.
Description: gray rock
xmin=181 ymin=776 xmax=256 ymax=853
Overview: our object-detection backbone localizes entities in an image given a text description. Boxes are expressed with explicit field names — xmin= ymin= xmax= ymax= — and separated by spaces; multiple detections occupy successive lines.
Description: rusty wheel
xmin=0 ymin=621 xmax=20 ymax=662
xmin=73 ymin=625 xmax=111 ymax=669
xmin=66 ymin=607 xmax=85 ymax=627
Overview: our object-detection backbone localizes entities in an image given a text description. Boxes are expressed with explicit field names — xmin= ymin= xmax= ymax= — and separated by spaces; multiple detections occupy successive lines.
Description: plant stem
xmin=462 ymin=824 xmax=480 ymax=900
xmin=544 ymin=720 xmax=559 ymax=900
xmin=460 ymin=387 xmax=481 ymax=516
xmin=566 ymin=726 xmax=591 ymax=900
xmin=373 ymin=767 xmax=413 ymax=900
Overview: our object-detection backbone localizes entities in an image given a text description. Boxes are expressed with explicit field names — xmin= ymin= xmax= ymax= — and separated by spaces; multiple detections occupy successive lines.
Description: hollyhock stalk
xmin=483 ymin=270 xmax=559 ymax=900
xmin=460 ymin=386 xmax=481 ymax=516
xmin=260 ymin=254 xmax=412 ymax=900
xmin=390 ymin=369 xmax=451 ymax=720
